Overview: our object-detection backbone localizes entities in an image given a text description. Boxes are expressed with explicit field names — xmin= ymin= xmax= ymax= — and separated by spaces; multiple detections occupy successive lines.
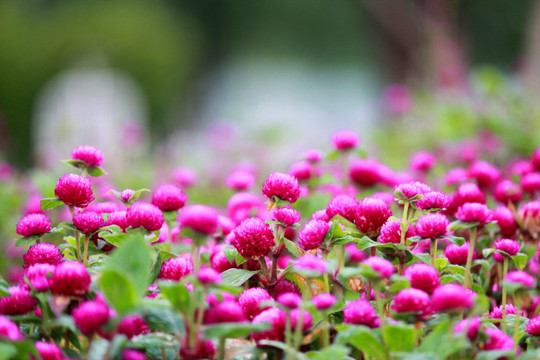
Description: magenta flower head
xmin=35 ymin=341 xmax=64 ymax=360
xmin=416 ymin=213 xmax=449 ymax=239
xmin=391 ymin=288 xmax=430 ymax=314
xmin=468 ymin=161 xmax=500 ymax=189
xmin=105 ymin=210 xmax=129 ymax=231
xmin=455 ymin=183 xmax=486 ymax=206
xmin=527 ymin=316 xmax=540 ymax=336
xmin=382 ymin=84 xmax=412 ymax=115
xmin=178 ymin=205 xmax=219 ymax=235
xmin=274 ymin=279 xmax=301 ymax=298
xmin=347 ymin=243 xmax=366 ymax=263
xmin=455 ymin=203 xmax=492 ymax=226
xmin=312 ymin=293 xmax=337 ymax=310
xmin=379 ymin=220 xmax=415 ymax=244
xmin=432 ymin=284 xmax=474 ymax=312
xmin=251 ymin=308 xmax=286 ymax=343
xmin=117 ymin=315 xmax=150 ymax=339
xmin=55 ymin=173 xmax=95 ymax=208
xmin=25 ymin=263 xmax=55 ymax=292
xmin=493 ymin=180 xmax=522 ymax=204
xmin=484 ymin=328 xmax=514 ymax=351
xmin=226 ymin=170 xmax=255 ymax=191
xmin=411 ymin=151 xmax=435 ymax=173
xmin=127 ymin=202 xmax=164 ymax=232
xmin=519 ymin=201 xmax=540 ymax=237
xmin=290 ymin=308 xmax=312 ymax=332
xmin=73 ymin=211 xmax=104 ymax=234
xmin=205 ymin=300 xmax=247 ymax=324
xmin=446 ymin=168 xmax=469 ymax=186
xmin=395 ymin=182 xmax=432 ymax=202
xmin=0 ymin=286 xmax=37 ymax=315
xmin=454 ymin=317 xmax=481 ymax=341
xmin=231 ymin=217 xmax=274 ymax=260
xmin=304 ymin=149 xmax=322 ymax=163
xmin=179 ymin=336 xmax=216 ymax=360
xmin=49 ymin=261 xmax=91 ymax=297
xmin=227 ymin=192 xmax=265 ymax=224
xmin=289 ymin=161 xmax=313 ymax=181
xmin=491 ymin=304 xmax=520 ymax=324
xmin=277 ymin=293 xmax=302 ymax=309
xmin=272 ymin=207 xmax=301 ymax=227
xmin=343 ymin=300 xmax=378 ymax=328
xmin=404 ymin=264 xmax=440 ymax=294
xmin=521 ymin=172 xmax=540 ymax=195
xmin=444 ymin=242 xmax=476 ymax=265
xmin=71 ymin=145 xmax=103 ymax=167
xmin=152 ymin=184 xmax=187 ymax=212
xmin=120 ymin=189 xmax=136 ymax=203
xmin=493 ymin=239 xmax=521 ymax=262
xmin=16 ymin=213 xmax=51 ymax=238
xmin=363 ymin=257 xmax=394 ymax=279
xmin=326 ymin=195 xmax=359 ymax=223
xmin=416 ymin=192 xmax=451 ymax=211
xmin=158 ymin=257 xmax=194 ymax=281
xmin=355 ymin=197 xmax=392 ymax=237
xmin=23 ymin=243 xmax=63 ymax=268
xmin=298 ymin=219 xmax=330 ymax=250
xmin=122 ymin=349 xmax=146 ymax=360
xmin=197 ymin=267 xmax=222 ymax=285
xmin=492 ymin=206 xmax=518 ymax=237
xmin=294 ymin=255 xmax=327 ymax=277
xmin=238 ymin=287 xmax=273 ymax=320
xmin=72 ymin=300 xmax=110 ymax=336
xmin=262 ymin=172 xmax=301 ymax=204
xmin=0 ymin=316 xmax=23 ymax=341
xmin=331 ymin=130 xmax=359 ymax=151
xmin=349 ymin=159 xmax=383 ymax=187
xmin=505 ymin=270 xmax=535 ymax=289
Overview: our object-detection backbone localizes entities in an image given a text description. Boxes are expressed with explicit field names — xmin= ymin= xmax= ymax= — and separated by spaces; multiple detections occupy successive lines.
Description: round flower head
xmin=72 ymin=300 xmax=110 ymax=336
xmin=238 ymin=287 xmax=273 ymax=320
xmin=519 ymin=201 xmax=540 ymax=237
xmin=25 ymin=263 xmax=55 ymax=292
xmin=272 ymin=207 xmax=301 ymax=227
xmin=0 ymin=286 xmax=37 ymax=315
xmin=294 ymin=255 xmax=327 ymax=277
xmin=85 ymin=201 xmax=120 ymax=214
xmin=205 ymin=300 xmax=247 ymax=324
xmin=54 ymin=173 xmax=95 ymax=208
xmin=363 ymin=257 xmax=394 ymax=279
xmin=304 ymin=149 xmax=322 ymax=163
xmin=468 ymin=161 xmax=500 ymax=189
xmin=49 ymin=261 xmax=91 ymax=297
xmin=415 ymin=213 xmax=448 ymax=239
xmin=117 ymin=315 xmax=150 ymax=339
xmin=382 ymin=84 xmax=412 ymax=115
xmin=312 ymin=293 xmax=337 ymax=310
xmin=152 ymin=184 xmax=187 ymax=212
xmin=491 ymin=304 xmax=520 ymax=324
xmin=455 ymin=203 xmax=492 ymax=226
xmin=105 ymin=210 xmax=129 ymax=231
xmin=331 ymin=130 xmax=359 ymax=151
xmin=226 ymin=170 xmax=255 ymax=191
xmin=521 ymin=172 xmax=540 ymax=195
xmin=454 ymin=317 xmax=481 ymax=341
xmin=395 ymin=182 xmax=432 ymax=201
xmin=71 ymin=145 xmax=103 ymax=167
xmin=379 ymin=220 xmax=416 ymax=244
xmin=446 ymin=168 xmax=469 ymax=186
xmin=505 ymin=270 xmax=535 ymax=288
xmin=127 ymin=202 xmax=164 ymax=232
xmin=172 ymin=167 xmax=197 ymax=188
xmin=444 ymin=242 xmax=476 ymax=265
xmin=73 ymin=211 xmax=104 ymax=234
xmin=274 ymin=279 xmax=301 ymax=298
xmin=493 ymin=180 xmax=522 ymax=204
xmin=355 ymin=197 xmax=392 ymax=237
xmin=343 ymin=300 xmax=378 ymax=328
xmin=349 ymin=159 xmax=383 ymax=187
xmin=158 ymin=257 xmax=194 ymax=281
xmin=178 ymin=205 xmax=219 ymax=235
xmin=0 ymin=316 xmax=23 ymax=341
xmin=232 ymin=217 xmax=274 ymax=260
xmin=493 ymin=239 xmax=520 ymax=262
xmin=35 ymin=341 xmax=64 ymax=360
xmin=23 ymin=243 xmax=63 ymax=267
xmin=290 ymin=308 xmax=312 ymax=333
xmin=404 ymin=264 xmax=440 ymax=294
xmin=289 ymin=161 xmax=313 ymax=181
xmin=484 ymin=327 xmax=514 ymax=351
xmin=251 ymin=308 xmax=286 ymax=343
xmin=326 ymin=195 xmax=359 ymax=223
xmin=455 ymin=183 xmax=486 ymax=206
xmin=416 ymin=191 xmax=450 ymax=211
xmin=277 ymin=293 xmax=302 ymax=309
xmin=262 ymin=172 xmax=301 ymax=204
xmin=527 ymin=316 xmax=540 ymax=335
xmin=391 ymin=288 xmax=430 ymax=314
xmin=492 ymin=206 xmax=518 ymax=237
xmin=227 ymin=192 xmax=265 ymax=224
xmin=411 ymin=151 xmax=435 ymax=173
xmin=532 ymin=148 xmax=540 ymax=171
xmin=16 ymin=213 xmax=51 ymax=238
xmin=119 ymin=189 xmax=135 ymax=203
xmin=298 ymin=219 xmax=329 ymax=250
xmin=179 ymin=336 xmax=216 ymax=360
xmin=197 ymin=267 xmax=221 ymax=285
xmin=122 ymin=349 xmax=146 ymax=360
xmin=432 ymin=284 xmax=473 ymax=312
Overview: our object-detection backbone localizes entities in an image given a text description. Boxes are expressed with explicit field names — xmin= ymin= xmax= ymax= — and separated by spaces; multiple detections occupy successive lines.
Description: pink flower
xmin=395 ymin=182 xmax=432 ymax=200
xmin=172 ymin=167 xmax=197 ymax=188
xmin=71 ymin=145 xmax=104 ymax=167
xmin=491 ymin=304 xmax=520 ymax=325
xmin=346 ymin=243 xmax=366 ymax=263
xmin=35 ymin=341 xmax=64 ymax=360
xmin=411 ymin=151 xmax=435 ymax=173
xmin=331 ymin=130 xmax=359 ymax=151
xmin=446 ymin=168 xmax=469 ymax=186
xmin=120 ymin=189 xmax=136 ymax=203
xmin=444 ymin=242 xmax=475 ymax=265
xmin=205 ymin=300 xmax=247 ymax=324
xmin=289 ymin=161 xmax=313 ymax=181
xmin=227 ymin=192 xmax=265 ymax=224
xmin=238 ymin=288 xmax=273 ymax=320
xmin=505 ymin=270 xmax=535 ymax=288
xmin=105 ymin=211 xmax=129 ymax=231
xmin=158 ymin=257 xmax=194 ymax=281
xmin=432 ymin=284 xmax=473 ymax=312
xmin=343 ymin=300 xmax=378 ymax=328
xmin=72 ymin=300 xmax=110 ymax=336
xmin=391 ymin=288 xmax=430 ymax=313
xmin=23 ymin=243 xmax=63 ymax=268
xmin=349 ymin=159 xmax=383 ymax=187
xmin=519 ymin=201 xmax=540 ymax=237
xmin=54 ymin=174 xmax=95 ymax=208
xmin=468 ymin=161 xmax=500 ymax=189
xmin=49 ymin=261 xmax=91 ymax=297
xmin=493 ymin=239 xmax=521 ymax=262
xmin=25 ymin=263 xmax=55 ymax=292
xmin=382 ymin=84 xmax=412 ymax=115
xmin=16 ymin=214 xmax=51 ymax=238
xmin=298 ymin=219 xmax=329 ymax=250
xmin=484 ymin=328 xmax=514 ymax=351
xmin=527 ymin=316 xmax=540 ymax=335
xmin=84 ymin=201 xmax=120 ymax=214
xmin=0 ymin=316 xmax=23 ymax=341
xmin=179 ymin=336 xmax=216 ymax=360
xmin=416 ymin=213 xmax=449 ymax=239
xmin=454 ymin=317 xmax=481 ymax=341
xmin=272 ymin=207 xmax=301 ymax=227
xmin=231 ymin=218 xmax=274 ymax=260
xmin=455 ymin=183 xmax=486 ymax=206
xmin=152 ymin=184 xmax=187 ymax=212
xmin=262 ymin=172 xmax=301 ymax=204
xmin=363 ymin=257 xmax=394 ymax=279
xmin=404 ymin=264 xmax=440 ymax=294
xmin=379 ymin=220 xmax=415 ymax=244
xmin=355 ymin=198 xmax=392 ymax=237
xmin=416 ymin=192 xmax=450 ymax=211
xmin=493 ymin=180 xmax=522 ymax=204
xmin=277 ymin=293 xmax=302 ymax=309
xmin=274 ymin=279 xmax=301 ymax=298
xmin=521 ymin=173 xmax=540 ymax=194
xmin=197 ymin=267 xmax=222 ymax=285
xmin=73 ymin=211 xmax=104 ymax=234
xmin=226 ymin=170 xmax=255 ymax=191
xmin=304 ymin=149 xmax=322 ymax=163
xmin=251 ymin=308 xmax=286 ymax=343
xmin=178 ymin=205 xmax=219 ymax=235
xmin=326 ymin=195 xmax=359 ymax=223
xmin=312 ymin=293 xmax=337 ymax=310
xmin=122 ymin=350 xmax=146 ymax=360
xmin=295 ymin=255 xmax=327 ymax=276
xmin=0 ymin=286 xmax=37 ymax=315
xmin=290 ymin=308 xmax=312 ymax=333
xmin=127 ymin=202 xmax=164 ymax=232
xmin=455 ymin=203 xmax=492 ymax=226
xmin=492 ymin=206 xmax=518 ymax=237
xmin=117 ymin=315 xmax=150 ymax=339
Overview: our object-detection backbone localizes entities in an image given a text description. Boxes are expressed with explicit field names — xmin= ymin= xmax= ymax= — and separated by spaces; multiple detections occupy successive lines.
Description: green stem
xmin=69 ymin=206 xmax=82 ymax=261
xmin=430 ymin=238 xmax=438 ymax=268
xmin=501 ymin=257 xmax=509 ymax=333
xmin=83 ymin=234 xmax=90 ymax=267
xmin=322 ymin=252 xmax=330 ymax=293
xmin=513 ymin=299 xmax=521 ymax=352
xmin=218 ymin=337 xmax=225 ymax=360
xmin=400 ymin=202 xmax=410 ymax=246
xmin=464 ymin=227 xmax=477 ymax=289
xmin=374 ymin=284 xmax=390 ymax=359
xmin=322 ymin=312 xmax=330 ymax=348
xmin=339 ymin=245 xmax=346 ymax=269
xmin=166 ymin=220 xmax=173 ymax=251
xmin=285 ymin=310 xmax=293 ymax=360
xmin=259 ymin=257 xmax=270 ymax=280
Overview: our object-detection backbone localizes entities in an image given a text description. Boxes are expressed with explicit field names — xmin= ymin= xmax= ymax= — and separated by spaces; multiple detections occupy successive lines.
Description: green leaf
xmin=99 ymin=269 xmax=138 ymax=315
xmin=162 ymin=210 xmax=178 ymax=223
xmin=0 ymin=279 xmax=11 ymax=297
xmin=331 ymin=236 xmax=360 ymax=246
xmin=15 ymin=235 xmax=39 ymax=247
xmin=382 ymin=324 xmax=416 ymax=352
xmin=0 ymin=343 xmax=17 ymax=360
xmin=356 ymin=236 xmax=378 ymax=251
xmin=100 ymin=232 xmax=128 ymax=247
xmin=40 ymin=197 xmax=64 ymax=211
xmin=220 ymin=268 xmax=260 ymax=287
xmin=475 ymin=351 xmax=516 ymax=360
xmin=511 ymin=253 xmax=528 ymax=270
xmin=387 ymin=275 xmax=411 ymax=292
xmin=284 ymin=238 xmax=304 ymax=257
xmin=203 ymin=321 xmax=270 ymax=338
xmin=305 ymin=345 xmax=351 ymax=360
xmin=223 ymin=245 xmax=238 ymax=264
xmin=62 ymin=159 xmax=86 ymax=169
xmin=87 ymin=166 xmax=107 ymax=177
xmin=413 ymin=253 xmax=431 ymax=265
xmin=159 ymin=281 xmax=190 ymax=314
xmin=448 ymin=220 xmax=479 ymax=231
xmin=334 ymin=325 xmax=388 ymax=360
xmin=140 ymin=305 xmax=185 ymax=335
xmin=88 ymin=339 xmax=108 ymax=360
xmin=435 ymin=257 xmax=448 ymax=272
xmin=443 ymin=265 xmax=465 ymax=276
xmin=418 ymin=318 xmax=468 ymax=359
xmin=445 ymin=236 xmax=465 ymax=246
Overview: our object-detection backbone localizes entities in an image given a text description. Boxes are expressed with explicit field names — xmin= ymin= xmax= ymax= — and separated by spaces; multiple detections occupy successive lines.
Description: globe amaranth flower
xmin=277 ymin=293 xmax=302 ymax=309
xmin=455 ymin=183 xmax=486 ymax=206
xmin=117 ymin=315 xmax=150 ymax=339
xmin=304 ymin=149 xmax=322 ymax=163
xmin=274 ymin=279 xmax=301 ymax=298
xmin=127 ymin=202 xmax=164 ymax=232
xmin=227 ymin=192 xmax=265 ymax=224
xmin=444 ymin=242 xmax=476 ymax=265
xmin=519 ymin=201 xmax=540 ymax=238
xmin=231 ymin=217 xmax=274 ymax=260
xmin=446 ymin=168 xmax=469 ymax=186
xmin=72 ymin=300 xmax=111 ymax=336
xmin=179 ymin=336 xmax=216 ymax=360
xmin=251 ymin=308 xmax=286 ymax=343
xmin=355 ymin=197 xmax=392 ymax=237
xmin=395 ymin=182 xmax=432 ymax=201
xmin=272 ymin=207 xmax=301 ymax=227
xmin=197 ymin=267 xmax=222 ymax=285
xmin=349 ymin=159 xmax=384 ymax=187
xmin=205 ymin=300 xmax=247 ymax=324
xmin=35 ymin=341 xmax=64 ymax=360
xmin=363 ymin=257 xmax=394 ymax=279
xmin=152 ymin=184 xmax=187 ymax=212
xmin=346 ymin=243 xmax=366 ymax=263
xmin=0 ymin=316 xmax=23 ymax=341
xmin=312 ymin=293 xmax=337 ymax=310
xmin=454 ymin=317 xmax=481 ymax=341
xmin=298 ymin=219 xmax=329 ymax=250
xmin=382 ymin=84 xmax=412 ymax=115
xmin=289 ymin=161 xmax=313 ymax=181
xmin=294 ymin=255 xmax=327 ymax=277
xmin=527 ymin=316 xmax=540 ymax=335
xmin=55 ymin=173 xmax=95 ymax=208
xmin=378 ymin=220 xmax=416 ymax=244
xmin=16 ymin=213 xmax=51 ymax=238
xmin=84 ymin=201 xmax=120 ymax=214
xmin=178 ymin=205 xmax=219 ymax=235
xmin=158 ymin=257 xmax=194 ymax=281
xmin=226 ymin=170 xmax=255 ymax=191
xmin=468 ymin=161 xmax=500 ymax=189
xmin=25 ymin=263 xmax=55 ymax=292
xmin=172 ymin=167 xmax=197 ymax=188
xmin=262 ymin=172 xmax=301 ymax=204
xmin=505 ymin=270 xmax=535 ymax=288
xmin=331 ymin=130 xmax=359 ymax=151
xmin=120 ymin=189 xmax=135 ymax=203
xmin=122 ymin=349 xmax=146 ymax=360
xmin=23 ymin=243 xmax=63 ymax=268
xmin=290 ymin=308 xmax=312 ymax=332
xmin=411 ymin=151 xmax=435 ymax=173
xmin=0 ymin=286 xmax=37 ymax=315
xmin=404 ymin=264 xmax=440 ymax=294
xmin=71 ymin=145 xmax=104 ymax=167
xmin=73 ymin=211 xmax=104 ymax=234
xmin=343 ymin=300 xmax=379 ymax=328
xmin=492 ymin=206 xmax=518 ymax=237
xmin=49 ymin=261 xmax=91 ymax=297
xmin=326 ymin=195 xmax=359 ymax=223
xmin=455 ymin=203 xmax=492 ymax=226
xmin=493 ymin=239 xmax=521 ymax=262
xmin=391 ymin=288 xmax=430 ymax=314
xmin=416 ymin=191 xmax=451 ymax=211
xmin=521 ymin=172 xmax=540 ymax=194
xmin=432 ymin=284 xmax=474 ymax=312
xmin=105 ymin=210 xmax=129 ymax=231
xmin=484 ymin=328 xmax=514 ymax=351
xmin=490 ymin=304 xmax=521 ymax=326
xmin=493 ymin=180 xmax=522 ymax=204
xmin=415 ymin=213 xmax=449 ymax=239
xmin=238 ymin=287 xmax=273 ymax=320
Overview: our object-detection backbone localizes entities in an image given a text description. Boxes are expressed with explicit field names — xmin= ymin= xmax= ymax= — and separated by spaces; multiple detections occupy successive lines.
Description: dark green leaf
xmin=356 ymin=236 xmax=378 ymax=251
xmin=220 ymin=269 xmax=260 ymax=287
xmin=284 ymin=238 xmax=304 ymax=257
xmin=40 ymin=197 xmax=64 ymax=211
xmin=257 ymin=340 xmax=308 ymax=360
xmin=305 ymin=345 xmax=351 ymax=360
xmin=140 ymin=305 xmax=185 ymax=335
xmin=413 ymin=253 xmax=431 ymax=265
xmin=62 ymin=159 xmax=86 ymax=169
xmin=15 ymin=235 xmax=39 ymax=247
xmin=99 ymin=269 xmax=138 ymax=315
xmin=445 ymin=236 xmax=466 ymax=246
xmin=418 ymin=318 xmax=468 ymax=359
xmin=448 ymin=220 xmax=479 ymax=231
xmin=475 ymin=351 xmax=516 ymax=360
xmin=334 ymin=325 xmax=388 ymax=360
xmin=159 ymin=281 xmax=190 ymax=314
xmin=331 ymin=236 xmax=360 ymax=246
xmin=87 ymin=166 xmax=107 ymax=177
xmin=203 ymin=321 xmax=270 ymax=338
xmin=511 ymin=253 xmax=528 ymax=270
xmin=387 ymin=275 xmax=411 ymax=292
xmin=382 ymin=324 xmax=416 ymax=352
